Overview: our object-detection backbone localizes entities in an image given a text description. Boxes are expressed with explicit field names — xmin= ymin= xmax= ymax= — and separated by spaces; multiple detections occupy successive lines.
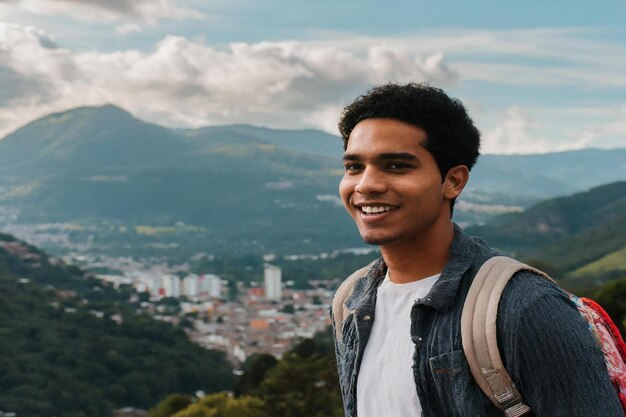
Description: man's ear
xmin=443 ymin=165 xmax=469 ymax=200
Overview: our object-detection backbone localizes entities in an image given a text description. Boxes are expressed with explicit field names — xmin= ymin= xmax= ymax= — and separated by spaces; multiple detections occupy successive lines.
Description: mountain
xmin=0 ymin=105 xmax=357 ymax=255
xmin=466 ymin=181 xmax=626 ymax=285
xmin=468 ymin=149 xmax=626 ymax=200
xmin=0 ymin=233 xmax=234 ymax=417
xmin=0 ymin=104 xmax=624 ymax=257
xmin=0 ymin=105 xmax=193 ymax=175
xmin=187 ymin=124 xmax=343 ymax=158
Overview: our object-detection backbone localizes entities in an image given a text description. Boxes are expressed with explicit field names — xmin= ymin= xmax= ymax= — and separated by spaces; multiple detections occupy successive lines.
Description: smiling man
xmin=330 ymin=83 xmax=622 ymax=417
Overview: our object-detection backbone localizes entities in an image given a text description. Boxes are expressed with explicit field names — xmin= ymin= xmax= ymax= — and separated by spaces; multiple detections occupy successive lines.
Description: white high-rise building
xmin=182 ymin=274 xmax=200 ymax=297
xmin=197 ymin=274 xmax=223 ymax=298
xmin=151 ymin=274 xmax=164 ymax=296
xmin=162 ymin=274 xmax=181 ymax=298
xmin=206 ymin=274 xmax=223 ymax=298
xmin=264 ymin=264 xmax=282 ymax=301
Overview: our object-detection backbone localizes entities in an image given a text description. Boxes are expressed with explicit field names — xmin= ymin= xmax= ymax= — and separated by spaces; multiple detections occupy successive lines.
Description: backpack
xmin=462 ymin=256 xmax=626 ymax=416
xmin=331 ymin=256 xmax=626 ymax=416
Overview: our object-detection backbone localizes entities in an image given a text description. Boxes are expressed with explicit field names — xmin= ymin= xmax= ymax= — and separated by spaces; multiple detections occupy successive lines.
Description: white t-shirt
xmin=356 ymin=270 xmax=440 ymax=417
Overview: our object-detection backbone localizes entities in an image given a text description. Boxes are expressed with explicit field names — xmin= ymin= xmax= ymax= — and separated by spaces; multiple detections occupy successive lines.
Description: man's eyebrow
xmin=342 ymin=152 xmax=420 ymax=162
xmin=377 ymin=152 xmax=418 ymax=161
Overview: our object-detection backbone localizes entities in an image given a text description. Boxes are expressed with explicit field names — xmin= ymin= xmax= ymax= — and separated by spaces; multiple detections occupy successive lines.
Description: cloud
xmin=0 ymin=23 xmax=624 ymax=154
xmin=115 ymin=23 xmax=143 ymax=35
xmin=575 ymin=106 xmax=626 ymax=149
xmin=321 ymin=28 xmax=626 ymax=88
xmin=481 ymin=106 xmax=595 ymax=154
xmin=456 ymin=61 xmax=626 ymax=89
xmin=0 ymin=24 xmax=458 ymax=138
xmin=480 ymin=104 xmax=626 ymax=154
xmin=3 ymin=0 xmax=205 ymax=30
xmin=483 ymin=106 xmax=541 ymax=154
xmin=0 ymin=23 xmax=74 ymax=106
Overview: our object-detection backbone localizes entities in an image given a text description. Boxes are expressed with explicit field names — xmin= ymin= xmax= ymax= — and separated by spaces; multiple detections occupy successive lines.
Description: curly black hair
xmin=338 ymin=82 xmax=481 ymax=178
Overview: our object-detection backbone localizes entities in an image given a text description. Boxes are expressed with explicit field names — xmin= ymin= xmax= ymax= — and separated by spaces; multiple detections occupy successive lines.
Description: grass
xmin=571 ymin=247 xmax=626 ymax=277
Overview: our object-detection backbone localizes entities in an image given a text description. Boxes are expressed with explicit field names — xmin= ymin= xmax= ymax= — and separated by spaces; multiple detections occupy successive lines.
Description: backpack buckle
xmin=503 ymin=402 xmax=532 ymax=417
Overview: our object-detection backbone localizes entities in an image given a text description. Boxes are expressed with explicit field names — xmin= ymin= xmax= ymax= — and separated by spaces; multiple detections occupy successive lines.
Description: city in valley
xmin=96 ymin=263 xmax=336 ymax=365
xmin=0 ymin=223 xmax=346 ymax=366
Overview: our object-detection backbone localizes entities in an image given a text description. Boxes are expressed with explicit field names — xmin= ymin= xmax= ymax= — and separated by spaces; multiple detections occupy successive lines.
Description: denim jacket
xmin=331 ymin=225 xmax=622 ymax=417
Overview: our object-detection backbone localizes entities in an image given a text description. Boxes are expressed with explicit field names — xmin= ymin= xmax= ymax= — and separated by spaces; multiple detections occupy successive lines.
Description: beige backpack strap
xmin=332 ymin=262 xmax=375 ymax=341
xmin=461 ymin=256 xmax=554 ymax=417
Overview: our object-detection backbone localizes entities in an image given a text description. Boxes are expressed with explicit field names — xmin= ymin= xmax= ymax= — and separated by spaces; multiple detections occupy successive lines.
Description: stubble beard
xmin=359 ymin=229 xmax=398 ymax=246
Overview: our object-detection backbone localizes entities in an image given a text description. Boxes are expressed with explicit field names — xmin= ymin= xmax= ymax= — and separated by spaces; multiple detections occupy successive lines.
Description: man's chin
xmin=361 ymin=234 xmax=394 ymax=246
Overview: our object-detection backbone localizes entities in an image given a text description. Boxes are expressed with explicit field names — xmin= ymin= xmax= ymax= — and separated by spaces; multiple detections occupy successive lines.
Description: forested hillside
xmin=0 ymin=234 xmax=234 ymax=417
xmin=146 ymin=330 xmax=342 ymax=417
xmin=466 ymin=181 xmax=626 ymax=286
xmin=1 ymin=228 xmax=625 ymax=417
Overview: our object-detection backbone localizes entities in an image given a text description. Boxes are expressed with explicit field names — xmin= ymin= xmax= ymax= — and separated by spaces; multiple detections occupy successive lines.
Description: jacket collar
xmin=344 ymin=223 xmax=477 ymax=312
xmin=422 ymin=223 xmax=477 ymax=310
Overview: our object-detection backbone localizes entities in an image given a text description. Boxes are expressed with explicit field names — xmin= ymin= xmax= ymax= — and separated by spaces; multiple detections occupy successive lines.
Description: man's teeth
xmin=361 ymin=206 xmax=395 ymax=214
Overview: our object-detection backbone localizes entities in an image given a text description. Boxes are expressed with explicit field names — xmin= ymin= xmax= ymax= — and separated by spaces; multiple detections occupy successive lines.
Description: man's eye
xmin=388 ymin=163 xmax=410 ymax=170
xmin=344 ymin=164 xmax=362 ymax=171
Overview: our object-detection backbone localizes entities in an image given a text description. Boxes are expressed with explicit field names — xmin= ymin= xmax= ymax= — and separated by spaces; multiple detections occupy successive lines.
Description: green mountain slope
xmin=0 ymin=105 xmax=194 ymax=176
xmin=466 ymin=181 xmax=626 ymax=284
xmin=0 ymin=234 xmax=234 ymax=417
xmin=467 ymin=182 xmax=626 ymax=247
xmin=535 ymin=213 xmax=626 ymax=285
xmin=572 ymin=247 xmax=626 ymax=278
xmin=187 ymin=124 xmax=343 ymax=158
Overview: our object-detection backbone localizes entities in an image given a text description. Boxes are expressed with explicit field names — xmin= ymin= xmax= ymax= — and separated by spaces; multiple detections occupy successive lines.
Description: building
xmin=192 ymin=274 xmax=223 ymax=298
xmin=264 ymin=264 xmax=282 ymax=301
xmin=182 ymin=274 xmax=199 ymax=297
xmin=205 ymin=274 xmax=223 ymax=298
xmin=161 ymin=274 xmax=181 ymax=298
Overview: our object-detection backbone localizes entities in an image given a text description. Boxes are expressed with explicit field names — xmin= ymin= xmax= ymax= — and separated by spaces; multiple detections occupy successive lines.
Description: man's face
xmin=339 ymin=118 xmax=451 ymax=247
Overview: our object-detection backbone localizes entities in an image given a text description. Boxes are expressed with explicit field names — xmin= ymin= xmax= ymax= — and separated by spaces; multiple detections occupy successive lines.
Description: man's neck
xmin=381 ymin=222 xmax=454 ymax=284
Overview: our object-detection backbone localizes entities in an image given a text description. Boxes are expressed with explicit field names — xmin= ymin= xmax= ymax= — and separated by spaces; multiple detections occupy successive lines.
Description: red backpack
xmin=462 ymin=256 xmax=626 ymax=416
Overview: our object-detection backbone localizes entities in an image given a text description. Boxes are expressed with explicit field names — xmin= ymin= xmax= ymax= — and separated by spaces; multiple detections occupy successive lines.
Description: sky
xmin=0 ymin=0 xmax=625 ymax=154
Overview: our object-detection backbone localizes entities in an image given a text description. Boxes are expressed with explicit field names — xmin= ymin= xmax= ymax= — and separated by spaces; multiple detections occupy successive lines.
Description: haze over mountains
xmin=0 ymin=105 xmax=625 ymax=256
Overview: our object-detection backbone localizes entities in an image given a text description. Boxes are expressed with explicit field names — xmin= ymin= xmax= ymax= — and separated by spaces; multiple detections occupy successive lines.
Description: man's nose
xmin=355 ymin=167 xmax=387 ymax=194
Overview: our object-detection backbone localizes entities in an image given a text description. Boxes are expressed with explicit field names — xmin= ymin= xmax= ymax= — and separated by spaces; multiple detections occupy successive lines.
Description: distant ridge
xmin=0 ymin=104 xmax=194 ymax=174
xmin=470 ymin=149 xmax=626 ymax=198
xmin=0 ymin=104 xmax=356 ymax=254
xmin=0 ymin=104 xmax=625 ymax=255
xmin=187 ymin=124 xmax=343 ymax=158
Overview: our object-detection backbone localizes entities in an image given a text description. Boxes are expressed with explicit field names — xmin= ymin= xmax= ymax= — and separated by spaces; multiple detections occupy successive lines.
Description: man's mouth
xmin=358 ymin=205 xmax=397 ymax=214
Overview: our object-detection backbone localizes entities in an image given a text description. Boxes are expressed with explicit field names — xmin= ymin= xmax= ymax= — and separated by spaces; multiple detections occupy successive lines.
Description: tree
xmin=234 ymin=353 xmax=278 ymax=397
xmin=281 ymin=304 xmax=295 ymax=314
xmin=594 ymin=275 xmax=626 ymax=335
xmin=172 ymin=392 xmax=269 ymax=417
xmin=147 ymin=393 xmax=193 ymax=417
xmin=257 ymin=353 xmax=342 ymax=417
xmin=290 ymin=327 xmax=335 ymax=358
